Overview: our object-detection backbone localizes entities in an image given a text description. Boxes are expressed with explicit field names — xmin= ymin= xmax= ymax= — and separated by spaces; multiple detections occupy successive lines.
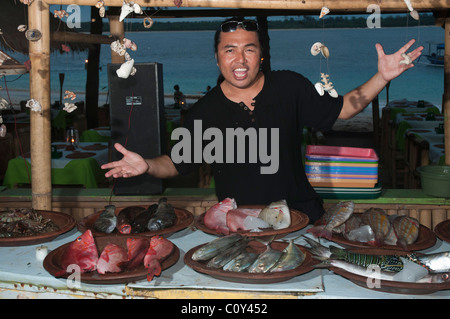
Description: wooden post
xmin=28 ymin=0 xmax=52 ymax=210
xmin=444 ymin=16 xmax=450 ymax=165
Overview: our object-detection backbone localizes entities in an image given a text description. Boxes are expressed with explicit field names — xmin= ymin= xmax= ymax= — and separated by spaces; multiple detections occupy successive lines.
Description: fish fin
xmin=146 ymin=260 xmax=162 ymax=282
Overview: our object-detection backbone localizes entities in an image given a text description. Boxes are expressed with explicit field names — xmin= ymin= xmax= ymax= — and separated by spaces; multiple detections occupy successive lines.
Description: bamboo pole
xmin=445 ymin=16 xmax=450 ymax=165
xmin=28 ymin=0 xmax=52 ymax=210
xmin=109 ymin=15 xmax=125 ymax=64
xmin=41 ymin=0 xmax=450 ymax=10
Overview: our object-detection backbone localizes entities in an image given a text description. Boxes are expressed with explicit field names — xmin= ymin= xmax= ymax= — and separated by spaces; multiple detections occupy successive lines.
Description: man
xmin=101 ymin=17 xmax=422 ymax=222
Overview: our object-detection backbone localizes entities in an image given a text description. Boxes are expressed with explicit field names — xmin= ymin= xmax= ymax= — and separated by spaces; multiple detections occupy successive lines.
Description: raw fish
xmin=270 ymin=239 xmax=305 ymax=272
xmin=248 ymin=244 xmax=283 ymax=273
xmin=207 ymin=240 xmax=249 ymax=268
xmin=258 ymin=199 xmax=291 ymax=230
xmin=147 ymin=198 xmax=177 ymax=231
xmin=97 ymin=243 xmax=128 ymax=274
xmin=392 ymin=215 xmax=420 ymax=249
xmin=119 ymin=238 xmax=149 ymax=271
xmin=144 ymin=236 xmax=174 ymax=281
xmin=131 ymin=204 xmax=157 ymax=233
xmin=56 ymin=230 xmax=99 ymax=276
xmin=93 ymin=205 xmax=116 ymax=233
xmin=192 ymin=233 xmax=243 ymax=261
xmin=116 ymin=206 xmax=147 ymax=234
xmin=204 ymin=198 xmax=236 ymax=235
xmin=226 ymin=208 xmax=262 ymax=232
xmin=361 ymin=208 xmax=391 ymax=246
xmin=223 ymin=252 xmax=258 ymax=272
xmin=308 ymin=201 xmax=354 ymax=240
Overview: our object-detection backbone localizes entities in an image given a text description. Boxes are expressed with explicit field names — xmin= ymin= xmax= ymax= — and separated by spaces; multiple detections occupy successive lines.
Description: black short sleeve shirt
xmin=171 ymin=70 xmax=343 ymax=222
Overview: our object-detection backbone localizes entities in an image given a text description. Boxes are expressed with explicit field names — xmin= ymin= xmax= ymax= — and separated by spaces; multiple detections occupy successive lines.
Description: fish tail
xmin=146 ymin=260 xmax=162 ymax=282
xmin=329 ymin=246 xmax=347 ymax=260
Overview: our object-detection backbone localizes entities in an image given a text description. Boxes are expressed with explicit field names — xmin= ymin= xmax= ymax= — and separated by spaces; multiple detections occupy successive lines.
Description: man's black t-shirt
xmin=172 ymin=70 xmax=343 ymax=222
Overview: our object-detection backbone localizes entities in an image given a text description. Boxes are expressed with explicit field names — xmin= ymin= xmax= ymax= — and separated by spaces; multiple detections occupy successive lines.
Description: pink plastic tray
xmin=306 ymin=145 xmax=379 ymax=161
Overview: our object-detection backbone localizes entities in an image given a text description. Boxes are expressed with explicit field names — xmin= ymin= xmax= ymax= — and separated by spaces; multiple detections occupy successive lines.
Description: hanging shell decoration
xmin=123 ymin=38 xmax=137 ymax=51
xmin=61 ymin=44 xmax=70 ymax=53
xmin=110 ymin=40 xmax=127 ymax=56
xmin=95 ymin=0 xmax=105 ymax=8
xmin=120 ymin=1 xmax=143 ymax=22
xmin=319 ymin=6 xmax=330 ymax=19
xmin=54 ymin=10 xmax=69 ymax=19
xmin=116 ymin=59 xmax=136 ymax=79
xmin=315 ymin=73 xmax=338 ymax=98
xmin=17 ymin=25 xmax=27 ymax=32
xmin=310 ymin=42 xmax=330 ymax=59
xmin=63 ymin=102 xmax=77 ymax=113
xmin=403 ymin=0 xmax=419 ymax=20
xmin=64 ymin=90 xmax=76 ymax=100
xmin=25 ymin=29 xmax=42 ymax=41
xmin=399 ymin=53 xmax=413 ymax=65
xmin=99 ymin=7 xmax=106 ymax=18
xmin=25 ymin=99 xmax=42 ymax=113
xmin=143 ymin=17 xmax=154 ymax=29
xmin=0 ymin=97 xmax=8 ymax=110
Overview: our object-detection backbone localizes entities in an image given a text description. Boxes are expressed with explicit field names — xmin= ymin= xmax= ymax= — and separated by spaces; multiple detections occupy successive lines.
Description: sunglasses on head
xmin=220 ymin=20 xmax=259 ymax=33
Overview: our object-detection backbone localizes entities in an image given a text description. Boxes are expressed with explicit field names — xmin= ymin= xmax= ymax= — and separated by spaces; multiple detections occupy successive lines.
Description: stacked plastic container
xmin=305 ymin=145 xmax=381 ymax=199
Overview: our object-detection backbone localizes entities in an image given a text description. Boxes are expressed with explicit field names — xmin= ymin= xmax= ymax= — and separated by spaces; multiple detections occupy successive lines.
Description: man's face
xmin=216 ymin=28 xmax=262 ymax=90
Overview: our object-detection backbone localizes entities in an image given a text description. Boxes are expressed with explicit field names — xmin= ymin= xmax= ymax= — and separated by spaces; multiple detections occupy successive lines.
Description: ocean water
xmin=3 ymin=26 xmax=445 ymax=111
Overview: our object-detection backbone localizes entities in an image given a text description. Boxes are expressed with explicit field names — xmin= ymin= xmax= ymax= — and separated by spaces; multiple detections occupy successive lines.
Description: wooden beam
xmin=41 ymin=0 xmax=450 ymax=11
xmin=52 ymin=32 xmax=116 ymax=45
xmin=28 ymin=0 xmax=52 ymax=210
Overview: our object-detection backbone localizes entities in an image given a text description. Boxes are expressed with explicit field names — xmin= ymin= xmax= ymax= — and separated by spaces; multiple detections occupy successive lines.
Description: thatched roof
xmin=0 ymin=0 xmax=92 ymax=54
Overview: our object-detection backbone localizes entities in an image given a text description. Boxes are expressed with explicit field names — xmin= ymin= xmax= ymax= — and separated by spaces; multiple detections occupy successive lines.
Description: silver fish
xmin=147 ymin=198 xmax=177 ymax=231
xmin=316 ymin=259 xmax=398 ymax=281
xmin=223 ymin=252 xmax=258 ymax=272
xmin=191 ymin=233 xmax=243 ymax=261
xmin=416 ymin=252 xmax=450 ymax=273
xmin=270 ymin=239 xmax=305 ymax=272
xmin=93 ymin=205 xmax=116 ymax=233
xmin=248 ymin=244 xmax=283 ymax=273
xmin=207 ymin=240 xmax=249 ymax=269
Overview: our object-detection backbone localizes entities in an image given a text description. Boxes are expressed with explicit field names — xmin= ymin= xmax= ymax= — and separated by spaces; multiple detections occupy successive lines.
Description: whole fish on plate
xmin=414 ymin=252 xmax=450 ymax=273
xmin=207 ymin=239 xmax=249 ymax=269
xmin=302 ymin=235 xmax=331 ymax=261
xmin=131 ymin=204 xmax=157 ymax=233
xmin=391 ymin=215 xmax=420 ymax=249
xmin=116 ymin=206 xmax=147 ymax=234
xmin=96 ymin=243 xmax=128 ymax=274
xmin=222 ymin=251 xmax=259 ymax=272
xmin=248 ymin=243 xmax=283 ymax=273
xmin=192 ymin=233 xmax=243 ymax=261
xmin=270 ymin=238 xmax=305 ymax=272
xmin=361 ymin=208 xmax=391 ymax=246
xmin=147 ymin=198 xmax=177 ymax=231
xmin=144 ymin=236 xmax=174 ymax=281
xmin=307 ymin=201 xmax=354 ymax=240
xmin=204 ymin=197 xmax=236 ymax=235
xmin=93 ymin=205 xmax=117 ymax=234
xmin=258 ymin=199 xmax=291 ymax=230
xmin=56 ymin=230 xmax=99 ymax=276
xmin=119 ymin=238 xmax=150 ymax=271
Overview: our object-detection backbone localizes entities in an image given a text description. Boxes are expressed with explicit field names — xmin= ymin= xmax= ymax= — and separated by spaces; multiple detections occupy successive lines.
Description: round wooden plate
xmin=195 ymin=206 xmax=309 ymax=239
xmin=184 ymin=240 xmax=318 ymax=284
xmin=329 ymin=248 xmax=450 ymax=295
xmin=44 ymin=235 xmax=179 ymax=284
xmin=0 ymin=210 xmax=76 ymax=247
xmin=434 ymin=219 xmax=450 ymax=244
xmin=78 ymin=206 xmax=194 ymax=238
xmin=313 ymin=214 xmax=436 ymax=251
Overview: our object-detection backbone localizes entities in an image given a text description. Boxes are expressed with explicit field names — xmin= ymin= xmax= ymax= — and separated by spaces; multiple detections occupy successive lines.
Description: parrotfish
xmin=307 ymin=201 xmax=354 ymax=240
xmin=391 ymin=215 xmax=420 ymax=249
xmin=361 ymin=208 xmax=391 ymax=247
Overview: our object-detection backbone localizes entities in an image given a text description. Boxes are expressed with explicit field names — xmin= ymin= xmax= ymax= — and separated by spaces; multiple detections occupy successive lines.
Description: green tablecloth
xmin=2 ymin=157 xmax=105 ymax=188
xmin=80 ymin=130 xmax=111 ymax=142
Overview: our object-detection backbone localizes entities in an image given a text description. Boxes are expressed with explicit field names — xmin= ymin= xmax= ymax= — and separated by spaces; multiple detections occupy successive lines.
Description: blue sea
xmin=4 ymin=26 xmax=445 ymax=110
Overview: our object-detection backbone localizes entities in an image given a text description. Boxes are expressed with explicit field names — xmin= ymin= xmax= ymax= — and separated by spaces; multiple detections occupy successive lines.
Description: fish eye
xmin=76 ymin=237 xmax=82 ymax=241
xmin=443 ymin=274 xmax=449 ymax=280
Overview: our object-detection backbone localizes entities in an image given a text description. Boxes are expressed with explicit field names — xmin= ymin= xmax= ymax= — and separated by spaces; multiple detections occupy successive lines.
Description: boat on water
xmin=419 ymin=42 xmax=444 ymax=67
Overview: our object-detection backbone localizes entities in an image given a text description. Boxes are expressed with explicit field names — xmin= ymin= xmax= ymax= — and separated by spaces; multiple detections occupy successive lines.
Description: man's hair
xmin=213 ymin=17 xmax=263 ymax=54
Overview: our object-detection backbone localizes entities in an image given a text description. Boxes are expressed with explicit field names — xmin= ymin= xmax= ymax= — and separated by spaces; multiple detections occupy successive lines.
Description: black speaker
xmin=108 ymin=62 xmax=166 ymax=195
